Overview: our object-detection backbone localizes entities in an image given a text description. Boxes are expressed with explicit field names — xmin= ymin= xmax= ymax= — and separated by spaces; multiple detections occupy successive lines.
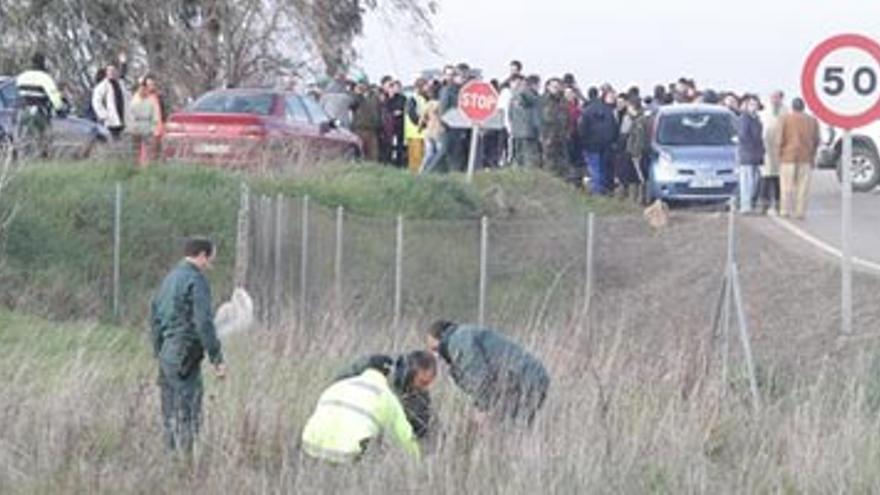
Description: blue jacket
xmin=439 ymin=325 xmax=549 ymax=412
xmin=737 ymin=112 xmax=765 ymax=166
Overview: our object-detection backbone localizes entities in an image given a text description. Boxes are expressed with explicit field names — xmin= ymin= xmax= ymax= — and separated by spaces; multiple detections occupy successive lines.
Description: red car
xmin=163 ymin=88 xmax=361 ymax=169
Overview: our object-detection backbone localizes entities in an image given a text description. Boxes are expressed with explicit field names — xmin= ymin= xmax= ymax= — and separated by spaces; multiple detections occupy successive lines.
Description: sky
xmin=356 ymin=0 xmax=880 ymax=99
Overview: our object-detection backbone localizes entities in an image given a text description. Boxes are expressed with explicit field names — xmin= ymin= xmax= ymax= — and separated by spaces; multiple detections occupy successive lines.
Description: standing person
xmin=420 ymin=84 xmax=445 ymax=174
xmin=92 ymin=62 xmax=131 ymax=140
xmin=564 ymin=87 xmax=583 ymax=175
xmin=301 ymin=357 xmax=424 ymax=464
xmin=758 ymin=90 xmax=787 ymax=215
xmin=540 ymin=78 xmax=569 ymax=176
xmin=130 ymin=74 xmax=164 ymax=167
xmin=502 ymin=60 xmax=523 ymax=88
xmin=737 ymin=95 xmax=765 ymax=214
xmin=624 ymin=96 xmax=652 ymax=202
xmin=404 ymin=78 xmax=430 ymax=173
xmin=579 ymin=87 xmax=619 ymax=195
xmin=438 ymin=69 xmax=464 ymax=172
xmin=335 ymin=351 xmax=438 ymax=441
xmin=778 ymin=98 xmax=820 ymax=219
xmin=351 ymin=81 xmax=383 ymax=162
xmin=508 ymin=75 xmax=541 ymax=168
xmin=496 ymin=81 xmax=514 ymax=166
xmin=382 ymin=80 xmax=407 ymax=167
xmin=425 ymin=321 xmax=550 ymax=426
xmin=150 ymin=238 xmax=226 ymax=457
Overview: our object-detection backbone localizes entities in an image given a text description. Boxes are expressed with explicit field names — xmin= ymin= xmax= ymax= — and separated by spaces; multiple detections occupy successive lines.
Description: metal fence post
xmin=335 ymin=205 xmax=344 ymax=310
xmin=722 ymin=198 xmax=735 ymax=389
xmin=730 ymin=262 xmax=761 ymax=412
xmin=299 ymin=195 xmax=309 ymax=329
xmin=112 ymin=182 xmax=122 ymax=319
xmin=233 ymin=182 xmax=250 ymax=288
xmin=478 ymin=216 xmax=488 ymax=327
xmin=394 ymin=214 xmax=404 ymax=327
xmin=274 ymin=194 xmax=284 ymax=325
xmin=841 ymin=129 xmax=853 ymax=335
xmin=584 ymin=212 xmax=595 ymax=316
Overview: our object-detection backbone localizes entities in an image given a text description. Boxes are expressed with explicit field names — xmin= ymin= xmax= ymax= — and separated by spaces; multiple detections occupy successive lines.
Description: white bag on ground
xmin=215 ymin=287 xmax=255 ymax=338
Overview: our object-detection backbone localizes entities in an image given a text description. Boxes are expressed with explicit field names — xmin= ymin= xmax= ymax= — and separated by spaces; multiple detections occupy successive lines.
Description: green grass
xmin=0 ymin=160 xmax=630 ymax=323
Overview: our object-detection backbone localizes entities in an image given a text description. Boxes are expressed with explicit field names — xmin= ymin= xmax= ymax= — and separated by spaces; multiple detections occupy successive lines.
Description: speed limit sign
xmin=801 ymin=33 xmax=880 ymax=129
xmin=801 ymin=33 xmax=880 ymax=336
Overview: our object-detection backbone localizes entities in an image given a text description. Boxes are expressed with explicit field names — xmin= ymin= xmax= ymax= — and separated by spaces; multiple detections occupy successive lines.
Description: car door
xmin=300 ymin=94 xmax=348 ymax=160
xmin=283 ymin=95 xmax=319 ymax=164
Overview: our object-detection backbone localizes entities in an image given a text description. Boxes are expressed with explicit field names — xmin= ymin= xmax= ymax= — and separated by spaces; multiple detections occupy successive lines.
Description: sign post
xmin=457 ymin=81 xmax=500 ymax=182
xmin=801 ymin=33 xmax=880 ymax=335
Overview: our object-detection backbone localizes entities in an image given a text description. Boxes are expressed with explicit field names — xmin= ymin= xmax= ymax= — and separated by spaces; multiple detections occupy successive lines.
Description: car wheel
xmin=838 ymin=144 xmax=880 ymax=192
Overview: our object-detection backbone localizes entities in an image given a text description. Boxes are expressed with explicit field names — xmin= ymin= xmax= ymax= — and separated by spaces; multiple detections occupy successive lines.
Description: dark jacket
xmin=737 ymin=112 xmax=765 ymax=166
xmin=579 ymin=100 xmax=619 ymax=152
xmin=150 ymin=261 xmax=223 ymax=376
xmin=336 ymin=353 xmax=433 ymax=439
xmin=626 ymin=111 xmax=652 ymax=158
xmin=438 ymin=83 xmax=460 ymax=115
xmin=351 ymin=92 xmax=383 ymax=131
xmin=439 ymin=325 xmax=549 ymax=415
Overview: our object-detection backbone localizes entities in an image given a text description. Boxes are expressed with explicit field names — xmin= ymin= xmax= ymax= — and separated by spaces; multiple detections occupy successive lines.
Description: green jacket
xmin=351 ymin=92 xmax=383 ymax=131
xmin=150 ymin=261 xmax=223 ymax=374
xmin=439 ymin=325 xmax=549 ymax=412
xmin=302 ymin=369 xmax=420 ymax=463
xmin=541 ymin=93 xmax=568 ymax=142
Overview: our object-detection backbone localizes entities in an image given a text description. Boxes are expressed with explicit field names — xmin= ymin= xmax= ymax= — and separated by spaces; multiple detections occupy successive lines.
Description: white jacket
xmin=92 ymin=78 xmax=132 ymax=129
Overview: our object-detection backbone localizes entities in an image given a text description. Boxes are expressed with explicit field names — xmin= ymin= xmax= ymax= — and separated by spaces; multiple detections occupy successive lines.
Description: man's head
xmin=723 ymin=93 xmax=740 ymax=111
xmin=791 ymin=97 xmax=805 ymax=113
xmin=510 ymin=60 xmax=523 ymax=76
xmin=562 ymin=73 xmax=576 ymax=88
xmin=546 ymin=78 xmax=562 ymax=95
xmin=526 ymin=75 xmax=541 ymax=91
xmin=405 ymin=351 xmax=438 ymax=391
xmin=184 ymin=237 xmax=215 ymax=271
xmin=426 ymin=320 xmax=456 ymax=353
xmin=106 ymin=64 xmax=119 ymax=81
xmin=442 ymin=65 xmax=456 ymax=83
xmin=414 ymin=77 xmax=429 ymax=96
xmin=770 ymin=90 xmax=785 ymax=110
xmin=742 ymin=94 xmax=761 ymax=114
xmin=587 ymin=86 xmax=599 ymax=101
xmin=564 ymin=87 xmax=578 ymax=102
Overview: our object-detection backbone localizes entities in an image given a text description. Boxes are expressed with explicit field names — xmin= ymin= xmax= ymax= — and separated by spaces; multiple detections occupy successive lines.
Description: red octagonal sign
xmin=801 ymin=33 xmax=880 ymax=130
xmin=458 ymin=81 xmax=499 ymax=124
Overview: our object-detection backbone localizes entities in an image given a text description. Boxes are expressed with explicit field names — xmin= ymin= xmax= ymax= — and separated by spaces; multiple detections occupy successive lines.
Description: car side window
xmin=301 ymin=95 xmax=330 ymax=124
xmin=0 ymin=82 xmax=17 ymax=109
xmin=285 ymin=96 xmax=310 ymax=123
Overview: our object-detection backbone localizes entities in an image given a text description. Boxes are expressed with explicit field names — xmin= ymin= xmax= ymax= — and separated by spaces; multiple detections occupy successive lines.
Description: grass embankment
xmin=0 ymin=161 xmax=628 ymax=323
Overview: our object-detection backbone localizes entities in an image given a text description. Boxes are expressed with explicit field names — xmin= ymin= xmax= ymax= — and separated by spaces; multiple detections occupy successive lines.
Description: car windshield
xmin=190 ymin=92 xmax=274 ymax=115
xmin=657 ymin=112 xmax=735 ymax=146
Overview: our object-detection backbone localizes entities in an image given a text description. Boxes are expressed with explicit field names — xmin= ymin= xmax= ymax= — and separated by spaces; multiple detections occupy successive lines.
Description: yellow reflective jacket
xmin=404 ymin=93 xmax=427 ymax=141
xmin=301 ymin=369 xmax=419 ymax=463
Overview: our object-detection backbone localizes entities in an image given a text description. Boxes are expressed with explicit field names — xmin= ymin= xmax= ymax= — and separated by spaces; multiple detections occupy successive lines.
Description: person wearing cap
xmin=301 ymin=353 xmax=427 ymax=464
xmin=425 ymin=320 xmax=550 ymax=427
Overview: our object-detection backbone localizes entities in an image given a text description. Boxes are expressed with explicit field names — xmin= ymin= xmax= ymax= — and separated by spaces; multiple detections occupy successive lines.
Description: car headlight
xmin=654 ymin=153 xmax=678 ymax=181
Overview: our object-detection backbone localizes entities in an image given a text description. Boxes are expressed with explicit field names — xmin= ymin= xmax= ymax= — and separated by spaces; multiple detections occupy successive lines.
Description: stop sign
xmin=458 ymin=81 xmax=499 ymax=124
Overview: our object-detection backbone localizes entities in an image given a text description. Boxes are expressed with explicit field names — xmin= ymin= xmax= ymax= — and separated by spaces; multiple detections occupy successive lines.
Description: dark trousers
xmin=758 ymin=176 xmax=781 ymax=212
xmin=158 ymin=363 xmax=203 ymax=455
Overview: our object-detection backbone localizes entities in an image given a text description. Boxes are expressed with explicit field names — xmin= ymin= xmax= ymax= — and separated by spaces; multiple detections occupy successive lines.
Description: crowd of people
xmin=313 ymin=60 xmax=823 ymax=218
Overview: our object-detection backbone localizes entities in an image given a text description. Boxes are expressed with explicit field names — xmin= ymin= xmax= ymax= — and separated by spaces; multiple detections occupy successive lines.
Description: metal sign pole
xmin=466 ymin=124 xmax=480 ymax=183
xmin=841 ymin=129 xmax=853 ymax=335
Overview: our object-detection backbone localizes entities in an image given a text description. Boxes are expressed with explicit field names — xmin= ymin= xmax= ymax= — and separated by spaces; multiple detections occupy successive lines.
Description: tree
xmin=0 ymin=0 xmax=436 ymax=108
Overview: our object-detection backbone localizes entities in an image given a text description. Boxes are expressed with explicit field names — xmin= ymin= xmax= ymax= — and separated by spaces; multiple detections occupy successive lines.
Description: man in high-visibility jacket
xmin=301 ymin=353 xmax=433 ymax=463
xmin=404 ymin=78 xmax=429 ymax=174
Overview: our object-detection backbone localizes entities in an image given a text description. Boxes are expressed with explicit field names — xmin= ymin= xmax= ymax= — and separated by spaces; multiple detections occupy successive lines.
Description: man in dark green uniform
xmin=150 ymin=238 xmax=226 ymax=456
xmin=541 ymin=78 xmax=570 ymax=177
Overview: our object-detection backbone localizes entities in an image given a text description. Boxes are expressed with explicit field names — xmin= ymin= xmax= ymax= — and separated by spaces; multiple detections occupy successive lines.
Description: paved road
xmin=795 ymin=170 xmax=880 ymax=266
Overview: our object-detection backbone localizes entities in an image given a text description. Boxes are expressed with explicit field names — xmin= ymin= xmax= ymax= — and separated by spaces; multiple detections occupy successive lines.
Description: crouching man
xmin=301 ymin=351 xmax=436 ymax=464
xmin=426 ymin=320 xmax=550 ymax=426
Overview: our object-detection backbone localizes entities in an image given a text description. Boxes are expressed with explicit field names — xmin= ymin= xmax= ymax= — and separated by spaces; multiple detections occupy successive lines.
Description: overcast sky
xmin=356 ymin=0 xmax=879 ymax=98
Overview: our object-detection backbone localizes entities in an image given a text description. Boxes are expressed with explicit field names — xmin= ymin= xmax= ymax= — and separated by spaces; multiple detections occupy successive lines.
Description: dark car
xmin=648 ymin=104 xmax=739 ymax=202
xmin=0 ymin=76 xmax=109 ymax=159
xmin=162 ymin=88 xmax=362 ymax=169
